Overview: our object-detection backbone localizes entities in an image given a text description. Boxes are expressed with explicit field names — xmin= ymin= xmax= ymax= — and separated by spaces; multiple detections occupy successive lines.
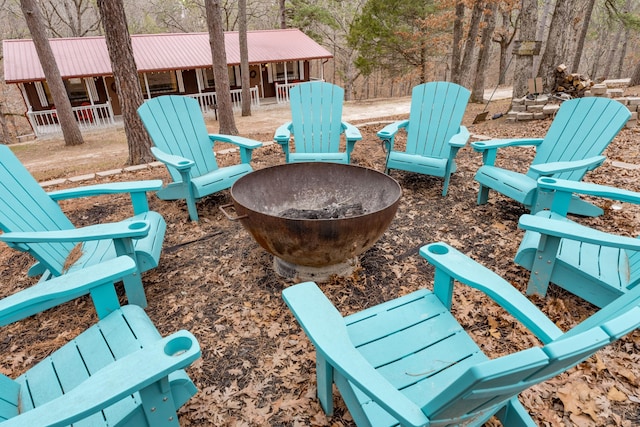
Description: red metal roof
xmin=2 ymin=29 xmax=333 ymax=83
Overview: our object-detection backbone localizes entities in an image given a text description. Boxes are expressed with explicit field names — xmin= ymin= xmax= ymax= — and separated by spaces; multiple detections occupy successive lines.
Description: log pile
xmin=554 ymin=63 xmax=594 ymax=97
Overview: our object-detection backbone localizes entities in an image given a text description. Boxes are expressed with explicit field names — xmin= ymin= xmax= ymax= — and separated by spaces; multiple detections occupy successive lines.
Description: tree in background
xmin=205 ymin=0 xmax=239 ymax=135
xmin=450 ymin=1 xmax=465 ymax=84
xmin=491 ymin=1 xmax=518 ymax=85
xmin=239 ymin=0 xmax=251 ymax=117
xmin=471 ymin=2 xmax=498 ymax=103
xmin=286 ymin=0 xmax=365 ymax=100
xmin=349 ymin=0 xmax=448 ymax=85
xmin=536 ymin=0 xmax=576 ymax=92
xmin=96 ymin=0 xmax=153 ymax=165
xmin=20 ymin=0 xmax=84 ymax=146
xmin=512 ymin=0 xmax=536 ymax=98
xmin=38 ymin=0 xmax=101 ymax=38
xmin=571 ymin=0 xmax=596 ymax=73
xmin=458 ymin=1 xmax=484 ymax=88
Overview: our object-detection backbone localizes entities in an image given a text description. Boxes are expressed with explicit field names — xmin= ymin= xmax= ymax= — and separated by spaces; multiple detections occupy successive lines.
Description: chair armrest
xmin=377 ymin=120 xmax=410 ymax=141
xmin=209 ymin=134 xmax=262 ymax=149
xmin=2 ymin=330 xmax=200 ymax=427
xmin=537 ymin=177 xmax=640 ymax=205
xmin=529 ymin=156 xmax=605 ymax=176
xmin=0 ymin=220 xmax=150 ymax=245
xmin=471 ymin=138 xmax=544 ymax=151
xmin=283 ymin=282 xmax=430 ymax=427
xmin=420 ymin=242 xmax=563 ymax=344
xmin=0 ymin=256 xmax=136 ymax=326
xmin=342 ymin=122 xmax=363 ymax=142
xmin=48 ymin=180 xmax=163 ymax=215
xmin=449 ymin=126 xmax=470 ymax=148
xmin=471 ymin=138 xmax=543 ymax=166
xmin=519 ymin=213 xmax=640 ymax=250
xmin=47 ymin=181 xmax=163 ymax=201
xmin=150 ymin=147 xmax=195 ymax=171
xmin=273 ymin=122 xmax=292 ymax=144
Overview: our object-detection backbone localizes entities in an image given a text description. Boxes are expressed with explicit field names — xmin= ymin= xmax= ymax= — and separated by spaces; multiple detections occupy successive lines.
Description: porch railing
xmin=275 ymin=78 xmax=324 ymax=104
xmin=26 ymin=102 xmax=115 ymax=137
xmin=188 ymin=86 xmax=260 ymax=116
xmin=275 ymin=82 xmax=298 ymax=104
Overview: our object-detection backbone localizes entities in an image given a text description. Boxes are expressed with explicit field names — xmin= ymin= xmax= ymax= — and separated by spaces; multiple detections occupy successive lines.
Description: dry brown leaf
xmin=607 ymin=386 xmax=628 ymax=402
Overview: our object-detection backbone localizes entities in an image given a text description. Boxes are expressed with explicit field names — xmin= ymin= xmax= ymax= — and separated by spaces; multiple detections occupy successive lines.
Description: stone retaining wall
xmin=507 ymin=83 xmax=638 ymax=128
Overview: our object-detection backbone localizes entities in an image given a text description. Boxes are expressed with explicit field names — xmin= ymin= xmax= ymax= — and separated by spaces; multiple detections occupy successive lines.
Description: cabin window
xmin=203 ymin=68 xmax=215 ymax=89
xmin=228 ymin=66 xmax=238 ymax=87
xmin=274 ymin=62 xmax=300 ymax=81
xmin=64 ymin=78 xmax=89 ymax=103
xmin=202 ymin=67 xmax=238 ymax=89
xmin=141 ymin=71 xmax=178 ymax=95
xmin=36 ymin=81 xmax=52 ymax=107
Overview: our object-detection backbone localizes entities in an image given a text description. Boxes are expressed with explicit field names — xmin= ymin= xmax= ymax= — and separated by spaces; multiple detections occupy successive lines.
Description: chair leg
xmin=441 ymin=176 xmax=450 ymax=196
xmin=495 ymin=397 xmax=537 ymax=427
xmin=526 ymin=234 xmax=561 ymax=298
xmin=185 ymin=195 xmax=199 ymax=222
xmin=316 ymin=353 xmax=334 ymax=415
xmin=477 ymin=184 xmax=490 ymax=205
xmin=140 ymin=377 xmax=181 ymax=426
xmin=122 ymin=271 xmax=148 ymax=308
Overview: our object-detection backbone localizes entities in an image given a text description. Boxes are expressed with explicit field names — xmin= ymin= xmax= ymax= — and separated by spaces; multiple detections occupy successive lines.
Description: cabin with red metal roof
xmin=2 ymin=29 xmax=332 ymax=136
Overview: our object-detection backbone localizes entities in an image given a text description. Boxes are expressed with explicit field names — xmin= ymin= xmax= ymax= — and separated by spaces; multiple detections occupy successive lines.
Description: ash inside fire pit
xmin=279 ymin=201 xmax=365 ymax=219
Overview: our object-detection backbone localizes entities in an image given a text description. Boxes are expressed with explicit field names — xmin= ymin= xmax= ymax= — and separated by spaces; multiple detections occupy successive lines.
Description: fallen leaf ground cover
xmin=1 ymin=98 xmax=640 ymax=426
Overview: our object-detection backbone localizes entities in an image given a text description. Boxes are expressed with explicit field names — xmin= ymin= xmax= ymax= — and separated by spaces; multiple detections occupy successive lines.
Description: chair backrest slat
xmin=530 ymin=98 xmax=630 ymax=181
xmin=0 ymin=145 xmax=75 ymax=275
xmin=138 ymin=96 xmax=219 ymax=180
xmin=425 ymin=306 xmax=640 ymax=423
xmin=0 ymin=374 xmax=20 ymax=421
xmin=405 ymin=82 xmax=470 ymax=158
xmin=289 ymin=82 xmax=344 ymax=154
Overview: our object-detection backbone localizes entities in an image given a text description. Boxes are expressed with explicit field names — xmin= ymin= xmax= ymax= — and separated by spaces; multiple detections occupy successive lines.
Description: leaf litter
xmin=1 ymin=103 xmax=640 ymax=426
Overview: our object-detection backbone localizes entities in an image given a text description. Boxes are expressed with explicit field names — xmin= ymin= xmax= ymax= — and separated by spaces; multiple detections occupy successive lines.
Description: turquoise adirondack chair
xmin=0 ymin=145 xmax=165 ymax=308
xmin=0 ymin=257 xmax=201 ymax=426
xmin=516 ymin=177 xmax=640 ymax=307
xmin=377 ymin=82 xmax=471 ymax=196
xmin=283 ymin=241 xmax=640 ymax=426
xmin=274 ymin=81 xmax=362 ymax=164
xmin=138 ymin=95 xmax=262 ymax=221
xmin=473 ymin=97 xmax=630 ymax=216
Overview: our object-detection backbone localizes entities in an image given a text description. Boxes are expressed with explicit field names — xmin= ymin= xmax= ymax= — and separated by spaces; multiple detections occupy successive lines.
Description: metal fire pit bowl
xmin=221 ymin=162 xmax=402 ymax=280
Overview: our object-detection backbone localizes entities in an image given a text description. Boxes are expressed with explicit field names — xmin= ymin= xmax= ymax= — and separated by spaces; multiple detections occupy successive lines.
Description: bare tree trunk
xmin=512 ymin=0 xmax=537 ymax=99
xmin=0 ymin=102 xmax=14 ymax=144
xmin=278 ymin=0 xmax=286 ymax=29
xmin=615 ymin=0 xmax=632 ymax=79
xmin=630 ymin=61 xmax=640 ymax=86
xmin=616 ymin=26 xmax=630 ymax=79
xmin=571 ymin=0 xmax=595 ymax=73
xmin=537 ymin=0 xmax=573 ymax=92
xmin=205 ymin=0 xmax=238 ymax=135
xmin=96 ymin=0 xmax=153 ymax=165
xmin=459 ymin=0 xmax=484 ymax=88
xmin=450 ymin=1 xmax=465 ymax=84
xmin=471 ymin=3 xmax=497 ymax=103
xmin=534 ymin=0 xmax=553 ymax=73
xmin=20 ymin=0 xmax=84 ymax=146
xmin=238 ymin=0 xmax=250 ymax=117
xmin=493 ymin=10 xmax=516 ymax=86
xmin=603 ymin=27 xmax=622 ymax=79
xmin=589 ymin=29 xmax=608 ymax=78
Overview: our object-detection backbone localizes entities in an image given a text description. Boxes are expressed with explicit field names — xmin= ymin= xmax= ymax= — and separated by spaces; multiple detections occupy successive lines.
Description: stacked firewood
xmin=554 ymin=64 xmax=594 ymax=97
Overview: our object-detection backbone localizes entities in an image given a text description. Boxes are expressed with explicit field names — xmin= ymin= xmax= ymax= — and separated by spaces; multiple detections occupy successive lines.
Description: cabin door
xmin=105 ymin=77 xmax=122 ymax=116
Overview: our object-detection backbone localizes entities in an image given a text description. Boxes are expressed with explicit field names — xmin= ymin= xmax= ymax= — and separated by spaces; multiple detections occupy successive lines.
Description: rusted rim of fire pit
xmin=228 ymin=162 xmax=402 ymax=271
xmin=230 ymin=162 xmax=402 ymax=221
